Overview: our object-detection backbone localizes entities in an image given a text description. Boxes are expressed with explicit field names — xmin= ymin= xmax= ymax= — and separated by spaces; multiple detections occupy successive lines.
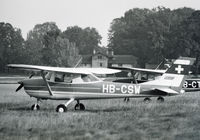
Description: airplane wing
xmin=7 ymin=64 xmax=121 ymax=75
xmin=83 ymin=68 xmax=121 ymax=75
xmin=110 ymin=66 xmax=166 ymax=74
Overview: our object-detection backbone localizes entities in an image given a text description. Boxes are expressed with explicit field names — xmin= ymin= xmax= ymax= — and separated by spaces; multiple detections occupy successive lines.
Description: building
xmin=80 ymin=47 xmax=137 ymax=68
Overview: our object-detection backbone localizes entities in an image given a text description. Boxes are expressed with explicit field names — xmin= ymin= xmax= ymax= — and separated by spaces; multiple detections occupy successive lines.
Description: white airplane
xmin=7 ymin=57 xmax=194 ymax=113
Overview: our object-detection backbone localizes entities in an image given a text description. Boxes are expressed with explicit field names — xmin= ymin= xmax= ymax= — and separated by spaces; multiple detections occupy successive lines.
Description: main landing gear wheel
xmin=143 ymin=97 xmax=151 ymax=103
xmin=31 ymin=104 xmax=40 ymax=111
xmin=56 ymin=98 xmax=75 ymax=113
xmin=75 ymin=103 xmax=85 ymax=110
xmin=56 ymin=104 xmax=67 ymax=113
xmin=157 ymin=96 xmax=164 ymax=102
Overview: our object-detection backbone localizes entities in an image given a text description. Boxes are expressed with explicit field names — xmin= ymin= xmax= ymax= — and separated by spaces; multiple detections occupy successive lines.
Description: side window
xmin=45 ymin=72 xmax=52 ymax=80
xmin=45 ymin=72 xmax=55 ymax=82
xmin=52 ymin=73 xmax=100 ymax=83
xmin=81 ymin=74 xmax=91 ymax=82
xmin=63 ymin=74 xmax=73 ymax=83
xmin=55 ymin=73 xmax=64 ymax=82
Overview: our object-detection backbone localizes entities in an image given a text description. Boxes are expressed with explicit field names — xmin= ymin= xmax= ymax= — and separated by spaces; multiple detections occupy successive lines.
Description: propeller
xmin=29 ymin=73 xmax=34 ymax=79
xmin=16 ymin=81 xmax=24 ymax=92
xmin=15 ymin=73 xmax=34 ymax=92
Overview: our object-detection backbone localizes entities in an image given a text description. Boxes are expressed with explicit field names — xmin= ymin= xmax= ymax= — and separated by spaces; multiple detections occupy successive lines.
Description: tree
xmin=54 ymin=36 xmax=81 ymax=67
xmin=0 ymin=22 xmax=25 ymax=72
xmin=62 ymin=26 xmax=102 ymax=54
xmin=25 ymin=22 xmax=61 ymax=65
xmin=25 ymin=22 xmax=81 ymax=67
xmin=178 ymin=10 xmax=200 ymax=73
xmin=108 ymin=8 xmax=155 ymax=67
xmin=108 ymin=7 xmax=195 ymax=67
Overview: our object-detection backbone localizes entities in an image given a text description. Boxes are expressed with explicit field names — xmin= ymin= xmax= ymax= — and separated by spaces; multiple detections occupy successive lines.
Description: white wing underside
xmin=7 ymin=64 xmax=121 ymax=75
xmin=111 ymin=66 xmax=166 ymax=74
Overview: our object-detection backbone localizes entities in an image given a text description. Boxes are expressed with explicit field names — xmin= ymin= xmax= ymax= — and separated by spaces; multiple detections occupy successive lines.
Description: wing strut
xmin=41 ymin=70 xmax=54 ymax=96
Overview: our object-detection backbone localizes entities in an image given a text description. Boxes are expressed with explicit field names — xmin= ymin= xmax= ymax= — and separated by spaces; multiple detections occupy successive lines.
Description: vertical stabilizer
xmin=142 ymin=57 xmax=195 ymax=92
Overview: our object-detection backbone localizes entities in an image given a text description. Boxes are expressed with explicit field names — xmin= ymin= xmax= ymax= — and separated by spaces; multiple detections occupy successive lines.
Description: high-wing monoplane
xmin=7 ymin=57 xmax=194 ymax=113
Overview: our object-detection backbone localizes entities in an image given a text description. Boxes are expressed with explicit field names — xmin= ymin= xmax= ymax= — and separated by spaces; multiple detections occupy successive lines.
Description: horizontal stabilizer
xmin=154 ymin=88 xmax=179 ymax=95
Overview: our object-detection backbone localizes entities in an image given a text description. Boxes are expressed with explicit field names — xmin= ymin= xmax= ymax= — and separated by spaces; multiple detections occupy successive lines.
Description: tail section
xmin=142 ymin=57 xmax=195 ymax=93
xmin=163 ymin=57 xmax=195 ymax=88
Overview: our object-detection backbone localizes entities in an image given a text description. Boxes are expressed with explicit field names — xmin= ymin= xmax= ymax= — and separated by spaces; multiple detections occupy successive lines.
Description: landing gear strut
xmin=75 ymin=100 xmax=85 ymax=110
xmin=31 ymin=99 xmax=40 ymax=111
xmin=124 ymin=98 xmax=130 ymax=102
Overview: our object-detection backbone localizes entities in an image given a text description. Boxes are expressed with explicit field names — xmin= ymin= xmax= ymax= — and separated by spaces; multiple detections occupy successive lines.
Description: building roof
xmin=110 ymin=55 xmax=137 ymax=64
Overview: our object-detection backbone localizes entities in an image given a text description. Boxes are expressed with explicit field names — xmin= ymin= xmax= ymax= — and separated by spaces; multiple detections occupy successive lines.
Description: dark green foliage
xmin=0 ymin=21 xmax=101 ymax=70
xmin=108 ymin=7 xmax=196 ymax=67
xmin=177 ymin=10 xmax=200 ymax=73
xmin=1 ymin=7 xmax=200 ymax=71
xmin=0 ymin=22 xmax=25 ymax=72
xmin=24 ymin=22 xmax=81 ymax=67
xmin=62 ymin=26 xmax=102 ymax=54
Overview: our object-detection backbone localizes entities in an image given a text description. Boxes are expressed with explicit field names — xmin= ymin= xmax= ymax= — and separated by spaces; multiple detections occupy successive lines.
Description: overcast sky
xmin=0 ymin=0 xmax=200 ymax=46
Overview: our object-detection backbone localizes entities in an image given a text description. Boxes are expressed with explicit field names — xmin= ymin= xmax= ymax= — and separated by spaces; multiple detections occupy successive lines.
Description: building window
xmin=98 ymin=56 xmax=102 ymax=59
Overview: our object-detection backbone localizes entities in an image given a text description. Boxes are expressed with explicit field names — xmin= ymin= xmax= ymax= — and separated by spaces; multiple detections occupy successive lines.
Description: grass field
xmin=1 ymin=84 xmax=200 ymax=140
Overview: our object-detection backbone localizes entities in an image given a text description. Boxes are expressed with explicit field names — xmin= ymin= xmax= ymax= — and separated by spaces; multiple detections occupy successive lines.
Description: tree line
xmin=1 ymin=7 xmax=200 ymax=72
xmin=0 ymin=22 xmax=101 ymax=72
xmin=108 ymin=7 xmax=200 ymax=71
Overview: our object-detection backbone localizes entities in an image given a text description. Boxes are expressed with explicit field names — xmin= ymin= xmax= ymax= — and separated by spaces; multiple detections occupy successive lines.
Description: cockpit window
xmin=55 ymin=73 xmax=65 ymax=82
xmin=45 ymin=72 xmax=52 ymax=80
xmin=47 ymin=72 xmax=100 ymax=83
xmin=86 ymin=74 xmax=99 ymax=82
xmin=71 ymin=74 xmax=99 ymax=83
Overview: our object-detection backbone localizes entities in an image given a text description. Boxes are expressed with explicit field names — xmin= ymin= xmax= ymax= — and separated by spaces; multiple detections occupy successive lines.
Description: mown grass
xmin=1 ymin=84 xmax=200 ymax=140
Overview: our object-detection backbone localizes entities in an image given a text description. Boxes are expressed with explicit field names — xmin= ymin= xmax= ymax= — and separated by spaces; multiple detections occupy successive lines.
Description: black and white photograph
xmin=1 ymin=0 xmax=200 ymax=139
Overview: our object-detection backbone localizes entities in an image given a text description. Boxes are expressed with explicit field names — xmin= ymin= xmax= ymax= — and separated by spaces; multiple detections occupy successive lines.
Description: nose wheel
xmin=75 ymin=103 xmax=85 ymax=110
xmin=75 ymin=100 xmax=85 ymax=110
xmin=31 ymin=99 xmax=40 ymax=111
xmin=31 ymin=104 xmax=40 ymax=110
xmin=157 ymin=96 xmax=164 ymax=102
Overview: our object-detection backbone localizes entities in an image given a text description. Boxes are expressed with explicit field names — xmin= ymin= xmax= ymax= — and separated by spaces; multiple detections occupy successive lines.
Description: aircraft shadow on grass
xmin=8 ymin=107 xmax=131 ymax=113
xmin=6 ymin=103 xmax=131 ymax=113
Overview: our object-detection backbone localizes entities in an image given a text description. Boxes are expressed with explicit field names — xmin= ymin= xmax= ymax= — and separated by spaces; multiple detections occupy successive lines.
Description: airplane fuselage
xmin=22 ymin=78 xmax=174 ymax=100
